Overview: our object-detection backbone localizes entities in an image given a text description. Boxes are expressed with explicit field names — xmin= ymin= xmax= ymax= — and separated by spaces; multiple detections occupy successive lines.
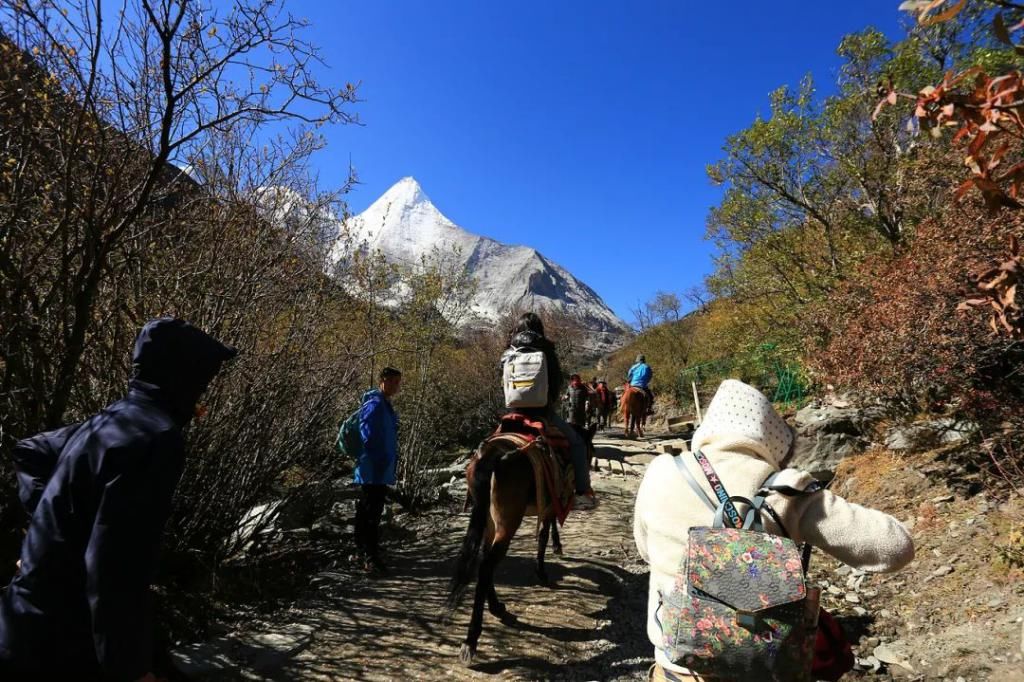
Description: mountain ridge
xmin=332 ymin=177 xmax=631 ymax=350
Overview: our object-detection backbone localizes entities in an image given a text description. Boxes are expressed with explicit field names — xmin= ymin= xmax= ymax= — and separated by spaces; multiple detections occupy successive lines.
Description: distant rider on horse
xmin=627 ymin=354 xmax=654 ymax=414
xmin=501 ymin=313 xmax=597 ymax=510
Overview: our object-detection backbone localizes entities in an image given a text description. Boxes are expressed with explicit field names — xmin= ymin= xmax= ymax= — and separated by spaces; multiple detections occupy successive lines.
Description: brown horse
xmin=446 ymin=423 xmax=596 ymax=665
xmin=621 ymin=385 xmax=648 ymax=438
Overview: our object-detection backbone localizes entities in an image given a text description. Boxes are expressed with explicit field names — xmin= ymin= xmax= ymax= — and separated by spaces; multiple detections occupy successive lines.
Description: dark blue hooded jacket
xmin=10 ymin=423 xmax=80 ymax=518
xmin=0 ymin=318 xmax=235 ymax=680
xmin=354 ymin=388 xmax=398 ymax=486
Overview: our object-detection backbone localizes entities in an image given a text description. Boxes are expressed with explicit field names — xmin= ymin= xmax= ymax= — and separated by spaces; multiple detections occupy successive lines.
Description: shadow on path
xmin=204 ymin=445 xmax=652 ymax=681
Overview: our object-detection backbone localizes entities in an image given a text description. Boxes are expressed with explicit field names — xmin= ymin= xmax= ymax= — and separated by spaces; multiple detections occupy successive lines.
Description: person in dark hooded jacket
xmin=566 ymin=374 xmax=589 ymax=427
xmin=0 ymin=317 xmax=236 ymax=681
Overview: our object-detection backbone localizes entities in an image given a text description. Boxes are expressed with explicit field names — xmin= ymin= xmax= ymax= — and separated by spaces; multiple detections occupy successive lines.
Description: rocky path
xmin=204 ymin=433 xmax=672 ymax=681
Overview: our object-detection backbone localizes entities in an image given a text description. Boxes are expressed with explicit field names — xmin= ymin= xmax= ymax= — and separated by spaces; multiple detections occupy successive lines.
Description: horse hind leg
xmin=461 ymin=536 xmax=510 ymax=664
xmin=459 ymin=527 xmax=493 ymax=665
xmin=461 ymin=467 xmax=526 ymax=665
xmin=551 ymin=521 xmax=563 ymax=556
xmin=486 ymin=539 xmax=512 ymax=618
xmin=536 ymin=520 xmax=552 ymax=585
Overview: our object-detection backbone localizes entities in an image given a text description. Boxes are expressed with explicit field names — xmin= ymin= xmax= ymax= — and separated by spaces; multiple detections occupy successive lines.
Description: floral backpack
xmin=655 ymin=450 xmax=822 ymax=681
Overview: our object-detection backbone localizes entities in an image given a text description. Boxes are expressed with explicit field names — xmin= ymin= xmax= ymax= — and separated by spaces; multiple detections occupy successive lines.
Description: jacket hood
xmin=131 ymin=318 xmax=237 ymax=423
xmin=690 ymin=379 xmax=793 ymax=469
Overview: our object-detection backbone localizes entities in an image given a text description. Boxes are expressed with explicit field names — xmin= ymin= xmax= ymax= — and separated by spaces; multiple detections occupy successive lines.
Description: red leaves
xmin=958 ymin=236 xmax=1024 ymax=338
xmin=875 ymin=67 xmax=1024 ymax=213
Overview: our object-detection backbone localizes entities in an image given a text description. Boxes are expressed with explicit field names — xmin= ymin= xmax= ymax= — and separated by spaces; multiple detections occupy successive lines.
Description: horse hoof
xmin=459 ymin=643 xmax=476 ymax=666
xmin=553 ymin=546 xmax=563 ymax=556
xmin=488 ymin=602 xmax=508 ymax=618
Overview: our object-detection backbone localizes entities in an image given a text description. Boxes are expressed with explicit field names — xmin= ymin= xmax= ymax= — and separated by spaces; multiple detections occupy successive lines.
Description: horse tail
xmin=446 ymin=445 xmax=498 ymax=613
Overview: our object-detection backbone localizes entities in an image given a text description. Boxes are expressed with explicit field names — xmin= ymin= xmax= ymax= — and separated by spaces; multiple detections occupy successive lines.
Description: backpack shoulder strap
xmin=672 ymin=454 xmax=717 ymax=513
xmin=692 ymin=450 xmax=743 ymax=529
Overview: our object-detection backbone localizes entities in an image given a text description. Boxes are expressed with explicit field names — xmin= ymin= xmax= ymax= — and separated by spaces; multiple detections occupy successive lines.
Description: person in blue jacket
xmin=0 ymin=318 xmax=236 ymax=681
xmin=354 ymin=366 xmax=402 ymax=574
xmin=627 ymin=353 xmax=655 ymax=414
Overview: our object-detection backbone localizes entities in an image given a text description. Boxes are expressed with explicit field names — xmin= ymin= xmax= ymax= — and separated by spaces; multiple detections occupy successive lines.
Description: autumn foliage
xmin=958 ymin=235 xmax=1023 ymax=336
xmin=811 ymin=202 xmax=1023 ymax=418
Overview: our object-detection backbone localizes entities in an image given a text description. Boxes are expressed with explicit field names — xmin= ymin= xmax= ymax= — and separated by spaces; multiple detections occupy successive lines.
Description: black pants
xmin=355 ymin=484 xmax=388 ymax=556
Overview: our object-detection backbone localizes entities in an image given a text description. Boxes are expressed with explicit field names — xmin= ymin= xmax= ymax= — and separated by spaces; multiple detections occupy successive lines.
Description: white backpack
xmin=501 ymin=346 xmax=549 ymax=409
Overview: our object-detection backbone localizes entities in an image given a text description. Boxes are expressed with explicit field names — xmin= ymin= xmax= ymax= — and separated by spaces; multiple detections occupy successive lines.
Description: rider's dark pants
xmin=548 ymin=412 xmax=591 ymax=494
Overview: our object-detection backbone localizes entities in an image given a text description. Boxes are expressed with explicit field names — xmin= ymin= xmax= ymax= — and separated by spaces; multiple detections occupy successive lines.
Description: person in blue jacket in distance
xmin=354 ymin=366 xmax=402 ymax=575
xmin=627 ymin=353 xmax=655 ymax=414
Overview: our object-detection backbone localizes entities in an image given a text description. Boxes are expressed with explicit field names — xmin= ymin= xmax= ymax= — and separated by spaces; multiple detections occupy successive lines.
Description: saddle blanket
xmin=486 ymin=414 xmax=575 ymax=525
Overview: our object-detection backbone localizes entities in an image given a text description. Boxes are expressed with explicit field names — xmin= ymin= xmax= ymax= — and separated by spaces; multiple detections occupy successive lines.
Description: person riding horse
xmin=501 ymin=313 xmax=596 ymax=511
xmin=627 ymin=353 xmax=655 ymax=415
xmin=449 ymin=313 xmax=600 ymax=665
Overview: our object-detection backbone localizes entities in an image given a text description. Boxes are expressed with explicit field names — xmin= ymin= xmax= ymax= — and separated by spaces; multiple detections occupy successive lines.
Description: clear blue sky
xmin=296 ymin=1 xmax=905 ymax=323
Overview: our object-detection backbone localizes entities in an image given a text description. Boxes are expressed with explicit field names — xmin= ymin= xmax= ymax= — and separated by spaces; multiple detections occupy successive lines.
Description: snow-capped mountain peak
xmin=333 ymin=177 xmax=631 ymax=350
xmin=375 ymin=175 xmax=431 ymax=209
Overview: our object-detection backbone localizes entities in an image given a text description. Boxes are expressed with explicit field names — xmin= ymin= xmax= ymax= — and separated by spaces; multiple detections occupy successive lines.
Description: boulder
xmin=789 ymin=432 xmax=868 ymax=476
xmin=231 ymin=500 xmax=285 ymax=551
xmin=794 ymin=403 xmax=889 ymax=436
xmin=231 ymin=483 xmax=361 ymax=551
xmin=884 ymin=418 xmax=979 ymax=452
xmin=789 ymin=402 xmax=889 ymax=475
xmin=312 ymin=499 xmax=357 ymax=535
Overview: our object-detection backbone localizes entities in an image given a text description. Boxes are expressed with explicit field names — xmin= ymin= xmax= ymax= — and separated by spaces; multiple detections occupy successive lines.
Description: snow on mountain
xmin=329 ymin=177 xmax=631 ymax=349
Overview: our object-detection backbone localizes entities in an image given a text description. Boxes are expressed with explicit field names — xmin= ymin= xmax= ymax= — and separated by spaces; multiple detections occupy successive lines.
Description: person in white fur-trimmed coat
xmin=634 ymin=379 xmax=915 ymax=681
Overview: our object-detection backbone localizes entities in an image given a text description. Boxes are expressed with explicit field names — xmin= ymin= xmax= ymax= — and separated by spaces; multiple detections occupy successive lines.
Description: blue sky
xmin=298 ymin=1 xmax=905 ymax=323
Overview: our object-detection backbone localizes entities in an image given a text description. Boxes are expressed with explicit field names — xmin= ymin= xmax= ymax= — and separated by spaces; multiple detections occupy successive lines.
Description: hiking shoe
xmin=573 ymin=492 xmax=598 ymax=511
xmin=365 ymin=555 xmax=389 ymax=576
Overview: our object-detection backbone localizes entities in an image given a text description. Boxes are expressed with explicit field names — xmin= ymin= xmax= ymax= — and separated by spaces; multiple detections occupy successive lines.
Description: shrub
xmin=810 ymin=202 xmax=1024 ymax=422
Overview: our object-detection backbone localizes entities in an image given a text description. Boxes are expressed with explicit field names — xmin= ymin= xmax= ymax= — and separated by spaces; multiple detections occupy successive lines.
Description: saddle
xmin=481 ymin=413 xmax=575 ymax=525
xmin=626 ymin=384 xmax=651 ymax=403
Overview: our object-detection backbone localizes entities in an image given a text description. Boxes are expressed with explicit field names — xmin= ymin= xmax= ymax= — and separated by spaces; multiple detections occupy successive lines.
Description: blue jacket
xmin=0 ymin=318 xmax=235 ymax=680
xmin=627 ymin=362 xmax=653 ymax=388
xmin=355 ymin=389 xmax=398 ymax=485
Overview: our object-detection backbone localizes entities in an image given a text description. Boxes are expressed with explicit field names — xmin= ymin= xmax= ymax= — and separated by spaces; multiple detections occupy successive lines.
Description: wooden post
xmin=692 ymin=381 xmax=703 ymax=425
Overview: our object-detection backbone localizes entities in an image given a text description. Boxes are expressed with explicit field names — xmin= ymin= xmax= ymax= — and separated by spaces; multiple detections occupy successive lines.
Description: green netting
xmin=676 ymin=344 xmax=808 ymax=411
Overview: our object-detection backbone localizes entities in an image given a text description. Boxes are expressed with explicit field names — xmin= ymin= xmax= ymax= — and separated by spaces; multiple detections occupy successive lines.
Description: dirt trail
xmin=220 ymin=434 xmax=667 ymax=681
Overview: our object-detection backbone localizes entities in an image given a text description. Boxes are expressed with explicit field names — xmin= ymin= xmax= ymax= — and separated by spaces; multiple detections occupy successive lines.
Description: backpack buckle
xmin=736 ymin=611 xmax=758 ymax=630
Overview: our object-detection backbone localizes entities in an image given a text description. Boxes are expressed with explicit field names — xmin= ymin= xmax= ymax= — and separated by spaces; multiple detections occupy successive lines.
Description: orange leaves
xmin=958 ymin=236 xmax=1024 ymax=338
xmin=892 ymin=2 xmax=1024 ymax=209
xmin=876 ymin=65 xmax=1024 ymax=212
xmin=899 ymin=0 xmax=967 ymax=26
